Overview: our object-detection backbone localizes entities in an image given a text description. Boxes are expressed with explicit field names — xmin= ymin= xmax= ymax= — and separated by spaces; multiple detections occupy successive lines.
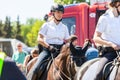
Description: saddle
xmin=102 ymin=61 xmax=114 ymax=80
xmin=36 ymin=58 xmax=52 ymax=80
xmin=34 ymin=52 xmax=60 ymax=80
xmin=97 ymin=46 xmax=116 ymax=57
xmin=103 ymin=58 xmax=120 ymax=80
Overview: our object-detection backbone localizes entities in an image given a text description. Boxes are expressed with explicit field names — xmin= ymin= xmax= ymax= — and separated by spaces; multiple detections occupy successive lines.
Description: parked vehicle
xmin=61 ymin=0 xmax=109 ymax=46
xmin=0 ymin=38 xmax=32 ymax=57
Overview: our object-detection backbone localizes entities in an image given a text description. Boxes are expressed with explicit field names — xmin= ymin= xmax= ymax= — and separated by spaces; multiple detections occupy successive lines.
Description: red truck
xmin=62 ymin=2 xmax=108 ymax=46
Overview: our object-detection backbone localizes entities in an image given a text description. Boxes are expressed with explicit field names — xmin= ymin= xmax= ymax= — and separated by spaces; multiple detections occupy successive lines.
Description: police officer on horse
xmin=93 ymin=0 xmax=120 ymax=79
xmin=27 ymin=4 xmax=70 ymax=80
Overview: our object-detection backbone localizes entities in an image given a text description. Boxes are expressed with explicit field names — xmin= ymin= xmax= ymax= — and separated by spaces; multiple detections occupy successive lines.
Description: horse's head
xmin=48 ymin=38 xmax=92 ymax=80
xmin=69 ymin=38 xmax=92 ymax=67
xmin=69 ymin=36 xmax=91 ymax=57
xmin=50 ymin=43 xmax=77 ymax=80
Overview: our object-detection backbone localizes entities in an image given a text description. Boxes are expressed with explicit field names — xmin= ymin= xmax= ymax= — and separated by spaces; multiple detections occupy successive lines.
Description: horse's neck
xmin=55 ymin=53 xmax=68 ymax=70
xmin=54 ymin=47 xmax=70 ymax=77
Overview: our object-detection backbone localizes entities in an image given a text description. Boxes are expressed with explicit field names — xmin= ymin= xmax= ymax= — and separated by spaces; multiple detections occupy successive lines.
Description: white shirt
xmin=39 ymin=20 xmax=70 ymax=45
xmin=96 ymin=9 xmax=120 ymax=45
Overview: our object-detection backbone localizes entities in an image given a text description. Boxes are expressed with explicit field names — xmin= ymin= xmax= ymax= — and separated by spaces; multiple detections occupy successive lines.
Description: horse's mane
xmin=60 ymin=43 xmax=70 ymax=56
xmin=54 ymin=43 xmax=70 ymax=66
xmin=47 ymin=43 xmax=72 ymax=80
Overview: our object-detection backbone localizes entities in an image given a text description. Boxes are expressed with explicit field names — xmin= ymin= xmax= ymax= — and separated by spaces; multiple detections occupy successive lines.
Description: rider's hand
xmin=48 ymin=46 xmax=57 ymax=53
xmin=108 ymin=42 xmax=120 ymax=50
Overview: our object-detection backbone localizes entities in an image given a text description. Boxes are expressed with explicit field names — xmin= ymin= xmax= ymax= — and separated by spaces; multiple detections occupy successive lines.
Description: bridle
xmin=51 ymin=47 xmax=74 ymax=80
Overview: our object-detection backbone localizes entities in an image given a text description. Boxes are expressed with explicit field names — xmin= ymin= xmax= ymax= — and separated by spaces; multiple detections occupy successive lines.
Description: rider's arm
xmin=37 ymin=34 xmax=49 ymax=48
xmin=93 ymin=31 xmax=120 ymax=50
xmin=93 ymin=31 xmax=111 ymax=46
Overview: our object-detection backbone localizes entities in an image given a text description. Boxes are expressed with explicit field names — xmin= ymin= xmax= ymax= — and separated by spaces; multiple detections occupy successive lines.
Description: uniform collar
xmin=50 ymin=20 xmax=62 ymax=26
xmin=108 ymin=9 xmax=120 ymax=18
xmin=108 ymin=9 xmax=115 ymax=18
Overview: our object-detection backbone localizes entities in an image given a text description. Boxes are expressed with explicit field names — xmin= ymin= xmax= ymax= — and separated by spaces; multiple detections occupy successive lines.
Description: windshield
xmin=62 ymin=17 xmax=76 ymax=35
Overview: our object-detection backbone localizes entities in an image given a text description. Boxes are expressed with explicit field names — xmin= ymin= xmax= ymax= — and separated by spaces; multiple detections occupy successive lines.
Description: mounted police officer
xmin=0 ymin=48 xmax=26 ymax=80
xmin=27 ymin=4 xmax=70 ymax=80
xmin=93 ymin=0 xmax=120 ymax=79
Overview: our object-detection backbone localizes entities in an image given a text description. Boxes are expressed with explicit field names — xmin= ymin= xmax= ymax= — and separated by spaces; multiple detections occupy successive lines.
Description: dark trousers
xmin=27 ymin=44 xmax=63 ymax=80
xmin=94 ymin=52 xmax=117 ymax=80
xmin=26 ymin=49 xmax=51 ymax=80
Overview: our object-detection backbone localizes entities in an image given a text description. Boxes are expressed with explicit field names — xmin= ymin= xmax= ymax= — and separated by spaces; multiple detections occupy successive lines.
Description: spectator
xmin=23 ymin=48 xmax=39 ymax=68
xmin=0 ymin=48 xmax=26 ymax=80
xmin=12 ymin=43 xmax=28 ymax=68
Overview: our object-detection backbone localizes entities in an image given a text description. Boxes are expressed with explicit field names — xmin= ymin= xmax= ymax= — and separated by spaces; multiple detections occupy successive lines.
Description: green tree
xmin=4 ymin=16 xmax=13 ymax=38
xmin=54 ymin=0 xmax=86 ymax=4
xmin=21 ymin=18 xmax=37 ymax=46
xmin=26 ymin=18 xmax=36 ymax=25
xmin=21 ymin=24 xmax=32 ymax=45
xmin=16 ymin=16 xmax=21 ymax=34
xmin=15 ymin=16 xmax=24 ymax=42
xmin=0 ymin=20 xmax=5 ymax=37
xmin=26 ymin=20 xmax=44 ymax=46
xmin=0 ymin=20 xmax=3 ymax=37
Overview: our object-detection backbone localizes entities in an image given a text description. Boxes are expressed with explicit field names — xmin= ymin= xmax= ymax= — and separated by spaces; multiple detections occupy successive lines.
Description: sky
xmin=0 ymin=0 xmax=54 ymax=23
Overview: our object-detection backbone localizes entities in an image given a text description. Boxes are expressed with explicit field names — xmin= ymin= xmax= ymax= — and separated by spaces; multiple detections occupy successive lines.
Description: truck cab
xmin=62 ymin=2 xmax=108 ymax=46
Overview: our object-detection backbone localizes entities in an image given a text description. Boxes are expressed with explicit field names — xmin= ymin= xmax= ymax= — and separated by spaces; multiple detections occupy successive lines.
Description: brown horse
xmin=46 ymin=39 xmax=91 ymax=80
xmin=47 ymin=43 xmax=78 ymax=80
xmin=27 ymin=39 xmax=91 ymax=80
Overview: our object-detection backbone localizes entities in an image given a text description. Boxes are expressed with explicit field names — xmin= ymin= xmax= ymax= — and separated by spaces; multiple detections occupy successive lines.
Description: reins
xmin=51 ymin=47 xmax=72 ymax=80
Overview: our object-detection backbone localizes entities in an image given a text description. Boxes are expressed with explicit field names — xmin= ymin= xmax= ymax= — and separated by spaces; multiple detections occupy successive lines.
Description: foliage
xmin=26 ymin=20 xmax=44 ymax=46
xmin=54 ymin=0 xmax=86 ymax=5
xmin=3 ymin=16 xmax=13 ymax=38
xmin=20 ymin=18 xmax=44 ymax=46
xmin=0 ymin=16 xmax=24 ymax=41
xmin=21 ymin=24 xmax=33 ymax=45
xmin=0 ymin=20 xmax=5 ymax=37
xmin=0 ymin=16 xmax=45 ymax=47
xmin=16 ymin=16 xmax=21 ymax=34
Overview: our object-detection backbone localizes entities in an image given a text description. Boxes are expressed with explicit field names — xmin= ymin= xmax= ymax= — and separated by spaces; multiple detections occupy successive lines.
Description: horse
xmin=74 ymin=58 xmax=100 ymax=80
xmin=74 ymin=50 xmax=120 ymax=80
xmin=102 ymin=51 xmax=120 ymax=80
xmin=45 ymin=39 xmax=92 ymax=80
xmin=26 ymin=39 xmax=91 ymax=80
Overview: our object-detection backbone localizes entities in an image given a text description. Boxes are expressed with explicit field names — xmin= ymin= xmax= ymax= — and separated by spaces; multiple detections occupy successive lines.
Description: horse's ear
xmin=83 ymin=39 xmax=91 ymax=47
xmin=82 ymin=39 xmax=92 ymax=53
xmin=70 ymin=42 xmax=77 ymax=54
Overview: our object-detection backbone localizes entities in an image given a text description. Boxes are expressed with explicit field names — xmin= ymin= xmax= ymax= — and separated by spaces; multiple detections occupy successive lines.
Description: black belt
xmin=49 ymin=44 xmax=63 ymax=50
xmin=97 ymin=46 xmax=116 ymax=53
